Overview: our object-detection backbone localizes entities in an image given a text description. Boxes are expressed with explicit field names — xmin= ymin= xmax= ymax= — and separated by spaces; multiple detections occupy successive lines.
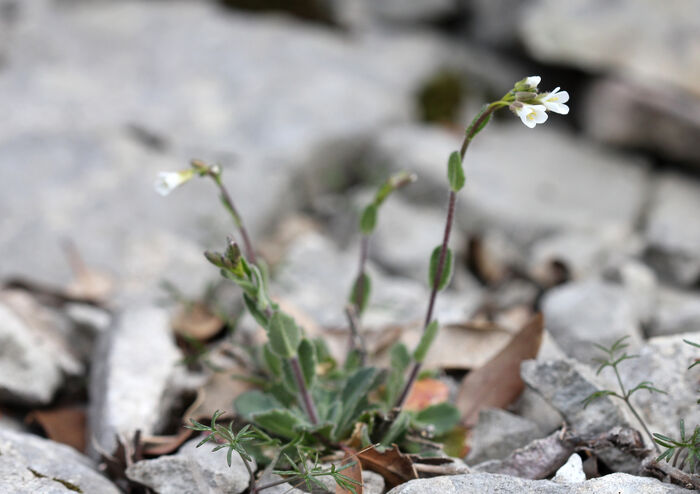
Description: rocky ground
xmin=2 ymin=0 xmax=700 ymax=492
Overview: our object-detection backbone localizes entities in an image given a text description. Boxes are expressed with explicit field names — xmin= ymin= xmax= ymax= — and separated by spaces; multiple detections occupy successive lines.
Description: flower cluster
xmin=508 ymin=76 xmax=570 ymax=129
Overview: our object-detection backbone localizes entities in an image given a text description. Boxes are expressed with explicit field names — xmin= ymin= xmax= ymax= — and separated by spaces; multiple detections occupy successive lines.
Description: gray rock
xmin=0 ymin=291 xmax=82 ymax=405
xmin=645 ymin=173 xmax=700 ymax=286
xmin=511 ymin=388 xmax=564 ymax=436
xmin=582 ymin=78 xmax=700 ymax=168
xmin=312 ymin=466 xmax=385 ymax=494
xmin=521 ymin=0 xmax=700 ymax=99
xmin=466 ymin=408 xmax=544 ymax=465
xmin=0 ymin=428 xmax=120 ymax=494
xmin=604 ymin=260 xmax=658 ymax=327
xmin=520 ymin=359 xmax=629 ymax=436
xmin=619 ymin=332 xmax=700 ymax=438
xmin=529 ymin=228 xmax=644 ymax=283
xmin=387 ymin=472 xmax=689 ymax=493
xmin=368 ymin=124 xmax=650 ymax=248
xmin=368 ymin=0 xmax=457 ymax=24
xmin=126 ymin=437 xmax=253 ymax=494
xmin=89 ymin=306 xmax=181 ymax=456
xmin=541 ymin=280 xmax=644 ymax=364
xmin=650 ymin=288 xmax=700 ymax=337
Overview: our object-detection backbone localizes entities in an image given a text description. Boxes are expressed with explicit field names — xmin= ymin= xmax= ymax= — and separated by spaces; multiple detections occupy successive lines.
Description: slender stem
xmin=394 ymin=104 xmax=498 ymax=411
xmin=289 ymin=356 xmax=319 ymax=425
xmin=209 ymin=172 xmax=257 ymax=265
xmin=612 ymin=365 xmax=628 ymax=398
xmin=240 ymin=453 xmax=257 ymax=493
xmin=623 ymin=398 xmax=659 ymax=453
xmin=345 ymin=305 xmax=367 ymax=365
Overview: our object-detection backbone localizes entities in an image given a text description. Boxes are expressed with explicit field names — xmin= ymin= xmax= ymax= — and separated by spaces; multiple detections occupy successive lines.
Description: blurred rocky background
xmin=2 ymin=0 xmax=700 ymax=492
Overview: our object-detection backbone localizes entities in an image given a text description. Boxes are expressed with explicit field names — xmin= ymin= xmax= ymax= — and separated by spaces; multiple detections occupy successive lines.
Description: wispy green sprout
xmin=654 ymin=419 xmax=700 ymax=473
xmin=583 ymin=336 xmax=666 ymax=452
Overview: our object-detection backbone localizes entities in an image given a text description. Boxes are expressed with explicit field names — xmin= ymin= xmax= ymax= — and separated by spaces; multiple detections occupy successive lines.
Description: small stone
xmin=0 ymin=428 xmax=120 ymax=494
xmin=645 ymin=172 xmax=700 ymax=286
xmin=88 ymin=306 xmax=181 ymax=456
xmin=650 ymin=288 xmax=700 ymax=337
xmin=511 ymin=388 xmax=564 ymax=436
xmin=126 ymin=437 xmax=253 ymax=494
xmin=466 ymin=408 xmax=544 ymax=465
xmin=0 ymin=291 xmax=82 ymax=406
xmin=541 ymin=279 xmax=644 ymax=364
xmin=553 ymin=453 xmax=586 ymax=483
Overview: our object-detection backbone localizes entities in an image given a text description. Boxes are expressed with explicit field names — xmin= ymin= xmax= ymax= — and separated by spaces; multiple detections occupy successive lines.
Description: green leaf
xmin=360 ymin=204 xmax=378 ymax=235
xmin=380 ymin=411 xmax=411 ymax=447
xmin=234 ymin=390 xmax=284 ymax=419
xmin=251 ymin=409 xmax=306 ymax=440
xmin=446 ymin=151 xmax=465 ymax=192
xmin=243 ymin=293 xmax=269 ymax=328
xmin=428 ymin=246 xmax=453 ymax=291
xmin=349 ymin=272 xmax=371 ymax=314
xmin=465 ymin=104 xmax=492 ymax=139
xmin=390 ymin=343 xmax=411 ymax=374
xmin=268 ymin=312 xmax=302 ymax=358
xmin=344 ymin=349 xmax=362 ymax=373
xmin=414 ymin=402 xmax=460 ymax=436
xmin=263 ymin=343 xmax=282 ymax=377
xmin=335 ymin=367 xmax=380 ymax=439
xmin=298 ymin=339 xmax=317 ymax=387
xmin=413 ymin=320 xmax=439 ymax=363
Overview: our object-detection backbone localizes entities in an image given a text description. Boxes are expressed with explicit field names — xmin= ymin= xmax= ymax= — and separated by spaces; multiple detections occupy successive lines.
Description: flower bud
xmin=515 ymin=91 xmax=537 ymax=102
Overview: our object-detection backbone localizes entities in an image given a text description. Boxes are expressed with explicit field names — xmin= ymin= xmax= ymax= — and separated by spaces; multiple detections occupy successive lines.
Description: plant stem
xmin=394 ymin=104 xmax=497 ymax=410
xmin=622 ymin=397 xmax=659 ymax=453
xmin=289 ymin=356 xmax=319 ymax=425
xmin=345 ymin=304 xmax=367 ymax=365
xmin=240 ymin=453 xmax=257 ymax=493
xmin=252 ymin=476 xmax=300 ymax=493
xmin=209 ymin=171 xmax=257 ymax=265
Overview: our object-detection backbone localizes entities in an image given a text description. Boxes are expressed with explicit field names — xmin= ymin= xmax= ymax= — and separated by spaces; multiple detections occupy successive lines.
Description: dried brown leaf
xmin=456 ymin=314 xmax=544 ymax=426
xmin=404 ymin=378 xmax=449 ymax=412
xmin=357 ymin=445 xmax=418 ymax=488
xmin=172 ymin=302 xmax=224 ymax=341
xmin=336 ymin=451 xmax=363 ymax=494
xmin=26 ymin=407 xmax=86 ymax=453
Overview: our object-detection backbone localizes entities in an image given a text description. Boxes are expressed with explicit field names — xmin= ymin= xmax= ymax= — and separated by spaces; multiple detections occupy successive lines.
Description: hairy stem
xmin=289 ymin=356 xmax=319 ymax=425
xmin=345 ymin=305 xmax=367 ymax=365
xmin=394 ymin=104 xmax=497 ymax=410
xmin=240 ymin=453 xmax=257 ymax=493
xmin=209 ymin=171 xmax=257 ymax=265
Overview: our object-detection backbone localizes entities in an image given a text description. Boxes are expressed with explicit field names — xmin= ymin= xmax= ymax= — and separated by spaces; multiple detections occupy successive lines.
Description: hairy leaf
xmin=298 ymin=338 xmax=318 ymax=387
xmin=428 ymin=246 xmax=453 ymax=291
xmin=414 ymin=402 xmax=460 ymax=436
xmin=268 ymin=311 xmax=302 ymax=358
xmin=413 ymin=320 xmax=439 ymax=363
xmin=446 ymin=151 xmax=465 ymax=192
xmin=360 ymin=204 xmax=378 ymax=235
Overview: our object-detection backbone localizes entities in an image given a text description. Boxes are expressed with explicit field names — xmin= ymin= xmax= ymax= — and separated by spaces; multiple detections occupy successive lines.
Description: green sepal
xmin=413 ymin=320 xmax=439 ymax=363
xmin=298 ymin=338 xmax=317 ymax=387
xmin=447 ymin=151 xmax=465 ymax=192
xmin=268 ymin=312 xmax=302 ymax=358
xmin=428 ymin=246 xmax=453 ymax=291
xmin=350 ymin=272 xmax=371 ymax=314
xmin=414 ymin=402 xmax=460 ymax=436
xmin=360 ymin=204 xmax=378 ymax=235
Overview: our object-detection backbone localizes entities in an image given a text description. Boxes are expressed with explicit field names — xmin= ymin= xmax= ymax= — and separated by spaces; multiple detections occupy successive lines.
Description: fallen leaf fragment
xmin=404 ymin=378 xmax=449 ymax=412
xmin=172 ymin=302 xmax=224 ymax=341
xmin=26 ymin=407 xmax=86 ymax=453
xmin=357 ymin=445 xmax=418 ymax=488
xmin=336 ymin=451 xmax=363 ymax=494
xmin=456 ymin=314 xmax=544 ymax=426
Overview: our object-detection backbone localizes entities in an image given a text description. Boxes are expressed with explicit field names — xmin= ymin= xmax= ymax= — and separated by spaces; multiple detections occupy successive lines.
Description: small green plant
xmin=157 ymin=75 xmax=570 ymax=489
xmin=653 ymin=339 xmax=700 ymax=473
xmin=583 ymin=336 xmax=665 ymax=451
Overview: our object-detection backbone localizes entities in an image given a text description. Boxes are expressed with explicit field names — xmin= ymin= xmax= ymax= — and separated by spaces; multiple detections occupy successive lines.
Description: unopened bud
xmin=515 ymin=91 xmax=537 ymax=101
xmin=389 ymin=171 xmax=418 ymax=190
xmin=509 ymin=101 xmax=524 ymax=111
xmin=204 ymin=250 xmax=227 ymax=268
xmin=225 ymin=237 xmax=241 ymax=265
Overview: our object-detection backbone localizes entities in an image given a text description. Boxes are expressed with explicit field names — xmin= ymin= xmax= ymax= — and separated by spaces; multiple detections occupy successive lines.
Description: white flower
xmin=525 ymin=76 xmax=541 ymax=90
xmin=515 ymin=103 xmax=548 ymax=128
xmin=539 ymin=87 xmax=570 ymax=114
xmin=154 ymin=170 xmax=194 ymax=196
